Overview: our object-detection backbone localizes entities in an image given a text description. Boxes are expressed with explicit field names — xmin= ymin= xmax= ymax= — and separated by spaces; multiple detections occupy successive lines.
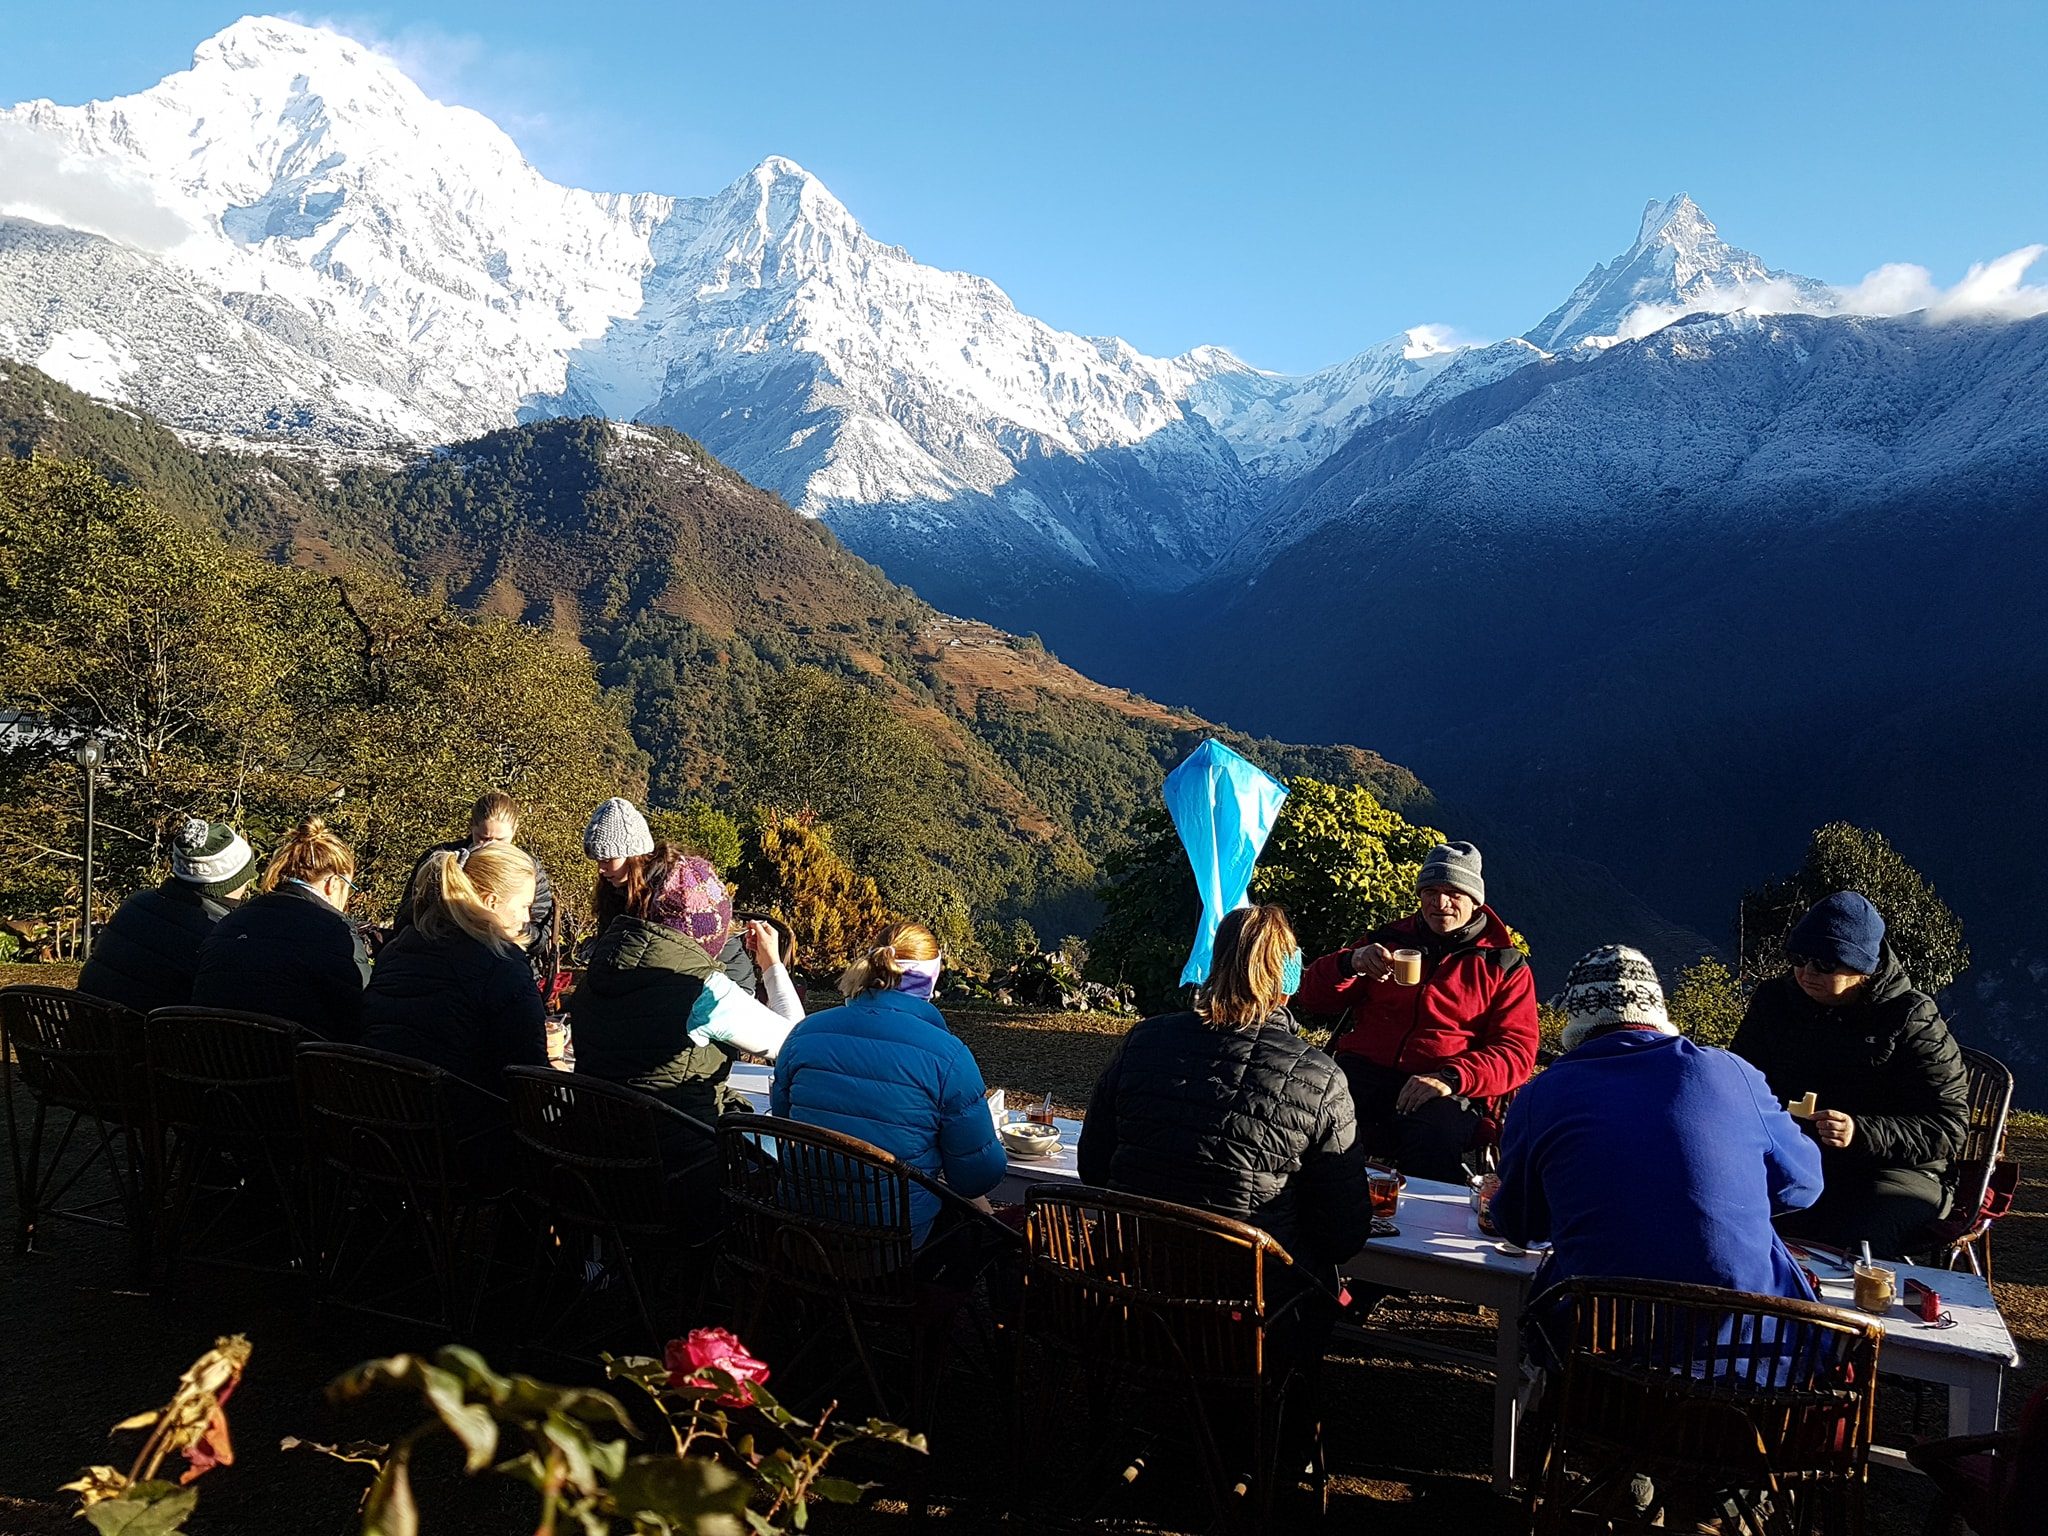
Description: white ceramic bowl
xmin=998 ymin=1121 xmax=1060 ymax=1159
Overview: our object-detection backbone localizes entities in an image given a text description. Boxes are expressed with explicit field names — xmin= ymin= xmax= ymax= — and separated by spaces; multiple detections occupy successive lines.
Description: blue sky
xmin=4 ymin=1 xmax=2043 ymax=373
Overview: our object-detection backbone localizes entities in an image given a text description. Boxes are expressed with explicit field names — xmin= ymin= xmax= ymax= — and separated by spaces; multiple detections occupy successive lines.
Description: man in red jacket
xmin=1294 ymin=840 xmax=1539 ymax=1181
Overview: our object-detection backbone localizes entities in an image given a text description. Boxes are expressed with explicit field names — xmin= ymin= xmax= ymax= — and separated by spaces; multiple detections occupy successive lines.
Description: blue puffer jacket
xmin=770 ymin=989 xmax=1006 ymax=1244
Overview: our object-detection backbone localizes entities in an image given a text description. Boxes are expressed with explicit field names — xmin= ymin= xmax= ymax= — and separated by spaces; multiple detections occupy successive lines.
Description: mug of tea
xmin=1391 ymin=948 xmax=1423 ymax=986
xmin=1852 ymin=1261 xmax=1897 ymax=1315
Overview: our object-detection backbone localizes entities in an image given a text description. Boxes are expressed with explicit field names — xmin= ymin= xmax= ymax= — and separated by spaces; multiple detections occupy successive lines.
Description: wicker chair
xmin=0 ymin=985 xmax=150 ymax=1269
xmin=716 ymin=1113 xmax=1021 ymax=1433
xmin=1919 ymin=1048 xmax=2015 ymax=1278
xmin=294 ymin=1042 xmax=510 ymax=1332
xmin=1906 ymin=1378 xmax=2048 ymax=1536
xmin=502 ymin=1067 xmax=721 ymax=1357
xmin=1017 ymin=1184 xmax=1330 ymax=1534
xmin=1530 ymin=1277 xmax=1881 ymax=1535
xmin=145 ymin=1006 xmax=316 ymax=1285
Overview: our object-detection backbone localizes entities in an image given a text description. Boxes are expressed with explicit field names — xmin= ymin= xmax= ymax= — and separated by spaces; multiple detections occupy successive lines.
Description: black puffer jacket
xmin=1729 ymin=945 xmax=1968 ymax=1179
xmin=77 ymin=880 xmax=229 ymax=1016
xmin=1077 ymin=1008 xmax=1372 ymax=1267
xmin=360 ymin=926 xmax=548 ymax=1093
xmin=191 ymin=882 xmax=370 ymax=1041
xmin=566 ymin=916 xmax=727 ymax=1121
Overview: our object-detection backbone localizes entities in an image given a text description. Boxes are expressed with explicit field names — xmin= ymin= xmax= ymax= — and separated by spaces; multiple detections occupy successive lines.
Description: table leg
xmin=1948 ymin=1366 xmax=2003 ymax=1437
xmin=1493 ymin=1294 xmax=1523 ymax=1493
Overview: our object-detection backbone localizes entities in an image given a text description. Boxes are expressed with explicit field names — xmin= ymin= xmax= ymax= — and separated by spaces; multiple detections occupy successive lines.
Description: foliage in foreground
xmin=290 ymin=1329 xmax=921 ymax=1535
xmin=63 ymin=1335 xmax=250 ymax=1534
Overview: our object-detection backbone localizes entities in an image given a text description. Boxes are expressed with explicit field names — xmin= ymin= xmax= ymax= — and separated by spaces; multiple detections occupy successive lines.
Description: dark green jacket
xmin=566 ymin=916 xmax=729 ymax=1121
xmin=1729 ymin=945 xmax=1968 ymax=1180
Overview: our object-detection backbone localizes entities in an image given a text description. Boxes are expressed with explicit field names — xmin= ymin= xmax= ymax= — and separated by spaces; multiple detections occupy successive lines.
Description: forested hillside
xmin=0 ymin=363 xmax=1421 ymax=949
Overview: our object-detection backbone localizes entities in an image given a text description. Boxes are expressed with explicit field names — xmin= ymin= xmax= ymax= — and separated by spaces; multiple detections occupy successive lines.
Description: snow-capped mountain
xmin=1524 ymin=193 xmax=1832 ymax=351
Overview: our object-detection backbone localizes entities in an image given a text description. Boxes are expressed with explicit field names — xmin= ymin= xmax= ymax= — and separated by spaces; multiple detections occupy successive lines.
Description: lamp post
xmin=75 ymin=737 xmax=104 ymax=962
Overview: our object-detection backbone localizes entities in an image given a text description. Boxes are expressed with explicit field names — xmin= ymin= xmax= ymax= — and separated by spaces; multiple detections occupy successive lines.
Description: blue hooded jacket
xmin=770 ymin=989 xmax=1006 ymax=1244
xmin=1495 ymin=1031 xmax=1823 ymax=1306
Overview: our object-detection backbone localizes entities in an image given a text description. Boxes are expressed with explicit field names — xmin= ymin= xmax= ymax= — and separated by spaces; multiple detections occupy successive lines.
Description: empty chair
xmin=1529 ymin=1277 xmax=1881 ymax=1535
xmin=294 ymin=1041 xmax=509 ymax=1332
xmin=1906 ymin=1378 xmax=2048 ymax=1536
xmin=1017 ymin=1183 xmax=1329 ymax=1534
xmin=1919 ymin=1047 xmax=2016 ymax=1276
xmin=0 ymin=985 xmax=150 ymax=1269
xmin=502 ymin=1066 xmax=720 ymax=1357
xmin=145 ymin=1005 xmax=315 ymax=1284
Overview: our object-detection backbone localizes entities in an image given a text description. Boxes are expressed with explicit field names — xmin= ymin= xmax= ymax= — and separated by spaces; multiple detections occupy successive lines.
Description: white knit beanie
xmin=171 ymin=817 xmax=259 ymax=896
xmin=583 ymin=797 xmax=654 ymax=860
xmin=1555 ymin=944 xmax=1676 ymax=1051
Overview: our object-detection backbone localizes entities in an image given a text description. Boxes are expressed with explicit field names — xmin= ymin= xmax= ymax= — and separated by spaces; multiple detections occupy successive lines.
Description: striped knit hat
xmin=1555 ymin=944 xmax=1675 ymax=1052
xmin=171 ymin=817 xmax=259 ymax=898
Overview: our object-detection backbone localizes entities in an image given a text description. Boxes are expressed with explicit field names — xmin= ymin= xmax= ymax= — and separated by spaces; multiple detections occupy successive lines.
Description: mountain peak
xmin=1525 ymin=193 xmax=1825 ymax=351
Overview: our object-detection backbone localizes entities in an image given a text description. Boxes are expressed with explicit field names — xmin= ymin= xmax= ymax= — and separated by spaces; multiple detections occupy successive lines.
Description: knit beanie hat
xmin=649 ymin=855 xmax=734 ymax=958
xmin=171 ymin=817 xmax=259 ymax=898
xmin=1555 ymin=944 xmax=1675 ymax=1052
xmin=1418 ymin=840 xmax=1485 ymax=905
xmin=583 ymin=797 xmax=654 ymax=861
xmin=1785 ymin=891 xmax=1885 ymax=975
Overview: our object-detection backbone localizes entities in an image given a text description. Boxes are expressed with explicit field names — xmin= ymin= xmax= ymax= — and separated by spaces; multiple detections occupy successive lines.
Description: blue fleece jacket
xmin=770 ymin=989 xmax=1006 ymax=1244
xmin=1495 ymin=1031 xmax=1823 ymax=1306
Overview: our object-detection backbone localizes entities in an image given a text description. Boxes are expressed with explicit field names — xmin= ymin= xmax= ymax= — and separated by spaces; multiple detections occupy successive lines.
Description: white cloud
xmin=0 ymin=120 xmax=191 ymax=252
xmin=1605 ymin=245 xmax=2048 ymax=344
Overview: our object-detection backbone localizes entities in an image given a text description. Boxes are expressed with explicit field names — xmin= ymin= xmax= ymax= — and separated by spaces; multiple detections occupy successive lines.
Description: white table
xmin=721 ymin=1070 xmax=2022 ymax=1489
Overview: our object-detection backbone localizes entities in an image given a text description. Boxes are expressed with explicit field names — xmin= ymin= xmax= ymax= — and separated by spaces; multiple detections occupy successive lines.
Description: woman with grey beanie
xmin=583 ymin=797 xmax=657 ymax=932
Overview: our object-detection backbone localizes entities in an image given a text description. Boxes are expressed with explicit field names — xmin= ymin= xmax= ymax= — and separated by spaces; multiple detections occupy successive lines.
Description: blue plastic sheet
xmin=1163 ymin=738 xmax=1289 ymax=985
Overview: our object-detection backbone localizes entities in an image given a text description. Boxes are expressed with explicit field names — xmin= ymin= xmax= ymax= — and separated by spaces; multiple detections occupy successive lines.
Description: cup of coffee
xmin=1392 ymin=949 xmax=1423 ymax=986
xmin=1852 ymin=1261 xmax=1897 ymax=1315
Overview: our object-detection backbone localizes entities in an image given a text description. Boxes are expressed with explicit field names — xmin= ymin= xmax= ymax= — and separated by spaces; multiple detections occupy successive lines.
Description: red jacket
xmin=1294 ymin=906 xmax=1539 ymax=1102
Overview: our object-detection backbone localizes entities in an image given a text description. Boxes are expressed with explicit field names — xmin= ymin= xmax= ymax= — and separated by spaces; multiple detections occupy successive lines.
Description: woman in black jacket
xmin=1730 ymin=891 xmax=1969 ymax=1258
xmin=77 ymin=817 xmax=260 ymax=1016
xmin=191 ymin=818 xmax=369 ymax=1041
xmin=361 ymin=843 xmax=547 ymax=1092
xmin=1078 ymin=904 xmax=1373 ymax=1277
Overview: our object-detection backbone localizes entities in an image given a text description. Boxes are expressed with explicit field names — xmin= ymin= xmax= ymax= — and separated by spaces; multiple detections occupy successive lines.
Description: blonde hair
xmin=414 ymin=845 xmax=536 ymax=957
xmin=1197 ymin=905 xmax=1299 ymax=1028
xmin=837 ymin=920 xmax=940 ymax=999
xmin=263 ymin=817 xmax=354 ymax=892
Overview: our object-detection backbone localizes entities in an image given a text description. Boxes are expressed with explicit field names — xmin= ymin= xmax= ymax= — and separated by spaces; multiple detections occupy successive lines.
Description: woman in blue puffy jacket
xmin=770 ymin=920 xmax=1005 ymax=1246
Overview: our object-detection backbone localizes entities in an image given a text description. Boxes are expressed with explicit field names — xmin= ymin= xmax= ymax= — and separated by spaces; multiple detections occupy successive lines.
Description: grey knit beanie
xmin=1418 ymin=840 xmax=1485 ymax=905
xmin=1556 ymin=944 xmax=1676 ymax=1051
xmin=583 ymin=798 xmax=653 ymax=860
xmin=171 ymin=817 xmax=259 ymax=897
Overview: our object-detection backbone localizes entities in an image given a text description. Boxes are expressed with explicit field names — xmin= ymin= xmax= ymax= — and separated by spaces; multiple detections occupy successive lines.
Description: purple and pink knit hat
xmin=649 ymin=855 xmax=734 ymax=958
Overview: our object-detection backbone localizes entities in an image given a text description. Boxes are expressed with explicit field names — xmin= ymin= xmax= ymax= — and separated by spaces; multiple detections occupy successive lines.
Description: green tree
xmin=649 ymin=800 xmax=742 ymax=875
xmin=1092 ymin=776 xmax=1443 ymax=1011
xmin=1250 ymin=777 xmax=1444 ymax=960
xmin=1740 ymin=822 xmax=1969 ymax=993
xmin=1667 ymin=955 xmax=1745 ymax=1048
xmin=736 ymin=813 xmax=896 ymax=973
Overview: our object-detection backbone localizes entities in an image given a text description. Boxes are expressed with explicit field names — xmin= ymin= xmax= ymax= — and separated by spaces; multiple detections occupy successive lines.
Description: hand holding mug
xmin=1351 ymin=942 xmax=1394 ymax=982
xmin=745 ymin=919 xmax=783 ymax=970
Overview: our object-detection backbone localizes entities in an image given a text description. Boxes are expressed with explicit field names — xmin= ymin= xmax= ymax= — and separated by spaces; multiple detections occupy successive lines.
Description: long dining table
xmin=721 ymin=1065 xmax=2021 ymax=1493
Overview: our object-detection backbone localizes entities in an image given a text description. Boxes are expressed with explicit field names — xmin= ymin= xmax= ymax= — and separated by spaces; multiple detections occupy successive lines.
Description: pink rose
xmin=665 ymin=1327 xmax=771 ymax=1406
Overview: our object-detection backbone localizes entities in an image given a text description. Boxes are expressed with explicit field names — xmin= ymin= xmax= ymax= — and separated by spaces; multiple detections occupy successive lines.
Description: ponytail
xmin=414 ymin=845 xmax=535 ymax=957
xmin=263 ymin=817 xmax=354 ymax=892
xmin=837 ymin=920 xmax=939 ymax=999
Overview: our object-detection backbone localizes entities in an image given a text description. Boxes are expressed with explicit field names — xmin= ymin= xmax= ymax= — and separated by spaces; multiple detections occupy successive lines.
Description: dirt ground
xmin=0 ymin=989 xmax=2038 ymax=1534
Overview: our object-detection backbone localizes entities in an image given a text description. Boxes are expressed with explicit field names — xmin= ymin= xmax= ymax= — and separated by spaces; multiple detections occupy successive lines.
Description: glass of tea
xmin=1368 ymin=1165 xmax=1403 ymax=1221
xmin=1026 ymin=1090 xmax=1056 ymax=1128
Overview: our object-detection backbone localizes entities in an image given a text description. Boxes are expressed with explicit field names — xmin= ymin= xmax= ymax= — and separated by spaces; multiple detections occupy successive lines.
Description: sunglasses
xmin=1787 ymin=953 xmax=1850 ymax=976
